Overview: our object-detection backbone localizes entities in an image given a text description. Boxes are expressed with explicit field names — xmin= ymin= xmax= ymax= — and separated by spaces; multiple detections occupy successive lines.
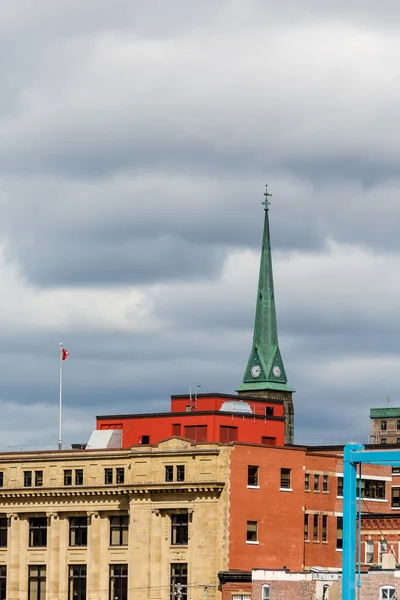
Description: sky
xmin=0 ymin=0 xmax=399 ymax=449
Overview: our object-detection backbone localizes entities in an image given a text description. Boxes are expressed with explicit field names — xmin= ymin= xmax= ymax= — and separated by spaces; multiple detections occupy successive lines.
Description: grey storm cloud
xmin=0 ymin=0 xmax=399 ymax=448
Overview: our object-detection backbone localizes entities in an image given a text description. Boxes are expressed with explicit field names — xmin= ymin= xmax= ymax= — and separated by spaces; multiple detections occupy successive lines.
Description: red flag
xmin=61 ymin=349 xmax=69 ymax=361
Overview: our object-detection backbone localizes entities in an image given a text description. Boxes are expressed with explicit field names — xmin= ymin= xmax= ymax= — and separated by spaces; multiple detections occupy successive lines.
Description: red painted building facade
xmin=96 ymin=393 xmax=285 ymax=447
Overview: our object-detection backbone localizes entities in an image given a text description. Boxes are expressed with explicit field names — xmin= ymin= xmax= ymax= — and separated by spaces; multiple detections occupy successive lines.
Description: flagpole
xmin=59 ymin=342 xmax=63 ymax=450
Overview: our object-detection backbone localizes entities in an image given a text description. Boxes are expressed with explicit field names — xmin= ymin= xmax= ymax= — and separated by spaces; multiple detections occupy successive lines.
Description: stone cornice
xmin=0 ymin=481 xmax=225 ymax=499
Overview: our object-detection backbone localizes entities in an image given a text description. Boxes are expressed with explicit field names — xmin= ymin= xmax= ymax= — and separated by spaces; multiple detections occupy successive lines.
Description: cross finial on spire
xmin=262 ymin=184 xmax=272 ymax=211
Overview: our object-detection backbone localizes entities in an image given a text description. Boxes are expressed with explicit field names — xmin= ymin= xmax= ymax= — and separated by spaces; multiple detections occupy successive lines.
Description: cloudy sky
xmin=0 ymin=0 xmax=399 ymax=449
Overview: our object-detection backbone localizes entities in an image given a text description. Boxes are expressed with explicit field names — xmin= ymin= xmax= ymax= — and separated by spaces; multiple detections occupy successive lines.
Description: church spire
xmin=238 ymin=186 xmax=293 ymax=394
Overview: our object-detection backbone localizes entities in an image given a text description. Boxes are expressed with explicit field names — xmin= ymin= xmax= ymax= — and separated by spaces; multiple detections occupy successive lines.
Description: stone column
xmin=87 ymin=511 xmax=100 ymax=600
xmin=7 ymin=514 xmax=20 ymax=600
xmin=150 ymin=508 xmax=162 ymax=600
xmin=46 ymin=512 xmax=59 ymax=600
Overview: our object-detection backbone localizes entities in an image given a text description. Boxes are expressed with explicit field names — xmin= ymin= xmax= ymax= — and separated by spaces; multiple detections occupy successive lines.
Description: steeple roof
xmin=237 ymin=187 xmax=294 ymax=394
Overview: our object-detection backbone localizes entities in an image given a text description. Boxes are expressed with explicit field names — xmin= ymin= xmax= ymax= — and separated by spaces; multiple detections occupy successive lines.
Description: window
xmin=380 ymin=586 xmax=396 ymax=599
xmin=28 ymin=565 xmax=46 ymax=600
xmin=176 ymin=465 xmax=185 ymax=482
xmin=314 ymin=474 xmax=320 ymax=492
xmin=381 ymin=420 xmax=387 ymax=431
xmin=116 ymin=468 xmax=125 ymax=484
xmin=0 ymin=519 xmax=7 ymax=548
xmin=104 ymin=468 xmax=113 ymax=484
xmin=393 ymin=467 xmax=400 ymax=475
xmin=75 ymin=469 xmax=83 ymax=486
xmin=313 ymin=514 xmax=319 ymax=541
xmin=0 ymin=566 xmax=5 ymax=600
xmin=246 ymin=521 xmax=258 ymax=542
xmin=0 ymin=472 xmax=4 ymax=488
xmin=397 ymin=439 xmax=400 ymax=445
xmin=323 ymin=474 xmax=329 ymax=492
xmin=261 ymin=436 xmax=276 ymax=445
xmin=262 ymin=585 xmax=270 ymax=600
xmin=68 ymin=565 xmax=86 ymax=600
xmin=171 ymin=513 xmax=188 ymax=545
xmin=172 ymin=424 xmax=181 ymax=436
xmin=232 ymin=596 xmax=250 ymax=600
xmin=280 ymin=468 xmax=291 ymax=489
xmin=248 ymin=466 xmax=259 ymax=487
xmin=29 ymin=518 xmax=47 ymax=547
xmin=219 ymin=426 xmax=237 ymax=443
xmin=392 ymin=487 xmax=400 ymax=507
xmin=322 ymin=515 xmax=328 ymax=542
xmin=363 ymin=479 xmax=386 ymax=499
xmin=165 ymin=466 xmax=174 ymax=482
xmin=397 ymin=420 xmax=400 ymax=430
xmin=366 ymin=540 xmax=374 ymax=564
xmin=336 ymin=517 xmax=343 ymax=550
xmin=170 ymin=563 xmax=187 ymax=600
xmin=337 ymin=477 xmax=386 ymax=499
xmin=24 ymin=471 xmax=32 ymax=487
xmin=379 ymin=541 xmax=388 ymax=564
xmin=69 ymin=517 xmax=87 ymax=547
xmin=305 ymin=473 xmax=310 ymax=491
xmin=110 ymin=516 xmax=129 ymax=546
xmin=35 ymin=471 xmax=43 ymax=487
xmin=382 ymin=438 xmax=387 ymax=444
xmin=265 ymin=407 xmax=274 ymax=416
xmin=141 ymin=435 xmax=150 ymax=444
xmin=304 ymin=514 xmax=309 ymax=541
xmin=64 ymin=470 xmax=72 ymax=486
xmin=109 ymin=564 xmax=128 ymax=600
xmin=184 ymin=425 xmax=207 ymax=442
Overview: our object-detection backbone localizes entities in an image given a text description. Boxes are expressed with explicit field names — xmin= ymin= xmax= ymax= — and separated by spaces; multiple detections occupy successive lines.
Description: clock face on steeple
xmin=272 ymin=365 xmax=281 ymax=378
xmin=250 ymin=365 xmax=262 ymax=378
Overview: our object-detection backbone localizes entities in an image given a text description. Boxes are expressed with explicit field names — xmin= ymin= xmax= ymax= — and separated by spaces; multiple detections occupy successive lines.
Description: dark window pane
xmin=0 ymin=565 xmax=5 ymax=600
xmin=64 ymin=470 xmax=72 ymax=486
xmin=68 ymin=565 xmax=86 ymax=600
xmin=165 ymin=466 xmax=174 ymax=482
xmin=110 ymin=516 xmax=129 ymax=546
xmin=75 ymin=470 xmax=84 ymax=486
xmin=29 ymin=518 xmax=47 ymax=547
xmin=248 ymin=466 xmax=259 ymax=487
xmin=176 ymin=466 xmax=185 ymax=482
xmin=170 ymin=563 xmax=187 ymax=600
xmin=35 ymin=471 xmax=43 ymax=487
xmin=280 ymin=468 xmax=291 ymax=489
xmin=171 ymin=514 xmax=188 ymax=545
xmin=116 ymin=468 xmax=125 ymax=484
xmin=109 ymin=564 xmax=128 ymax=600
xmin=29 ymin=565 xmax=46 ymax=600
xmin=24 ymin=471 xmax=32 ymax=487
xmin=69 ymin=517 xmax=88 ymax=547
xmin=104 ymin=469 xmax=113 ymax=484
xmin=0 ymin=519 xmax=7 ymax=548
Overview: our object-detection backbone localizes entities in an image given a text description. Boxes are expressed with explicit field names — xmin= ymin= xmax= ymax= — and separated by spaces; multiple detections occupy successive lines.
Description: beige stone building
xmin=0 ymin=438 xmax=229 ymax=600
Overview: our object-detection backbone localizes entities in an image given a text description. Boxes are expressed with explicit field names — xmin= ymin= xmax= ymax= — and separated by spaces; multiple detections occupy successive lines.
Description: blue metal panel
xmin=342 ymin=444 xmax=400 ymax=600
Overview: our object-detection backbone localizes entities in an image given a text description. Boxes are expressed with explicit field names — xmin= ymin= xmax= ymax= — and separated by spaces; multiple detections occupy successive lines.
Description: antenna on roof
xmin=386 ymin=396 xmax=392 ymax=407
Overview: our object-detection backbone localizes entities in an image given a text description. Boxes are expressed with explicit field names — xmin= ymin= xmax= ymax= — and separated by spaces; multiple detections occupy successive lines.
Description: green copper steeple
xmin=238 ymin=187 xmax=293 ymax=394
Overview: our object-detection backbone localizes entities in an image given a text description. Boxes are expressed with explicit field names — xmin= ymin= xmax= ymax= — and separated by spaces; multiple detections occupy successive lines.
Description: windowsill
xmin=336 ymin=496 xmax=387 ymax=502
xmin=305 ymin=489 xmax=311 ymax=493
xmin=336 ymin=548 xmax=343 ymax=552
xmin=109 ymin=545 xmax=128 ymax=549
xmin=280 ymin=488 xmax=293 ymax=492
xmin=246 ymin=541 xmax=259 ymax=545
xmin=323 ymin=491 xmax=329 ymax=494
xmin=322 ymin=541 xmax=328 ymax=544
xmin=28 ymin=546 xmax=47 ymax=549
xmin=170 ymin=545 xmax=188 ymax=549
xmin=313 ymin=541 xmax=319 ymax=544
xmin=314 ymin=490 xmax=320 ymax=493
xmin=247 ymin=485 xmax=260 ymax=489
xmin=304 ymin=540 xmax=310 ymax=543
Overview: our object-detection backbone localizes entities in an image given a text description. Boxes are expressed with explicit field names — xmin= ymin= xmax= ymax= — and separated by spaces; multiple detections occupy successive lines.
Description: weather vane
xmin=262 ymin=184 xmax=272 ymax=210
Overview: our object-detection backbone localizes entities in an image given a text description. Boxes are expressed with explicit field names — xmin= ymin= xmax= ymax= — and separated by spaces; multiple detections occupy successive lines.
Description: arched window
xmin=262 ymin=585 xmax=270 ymax=600
xmin=381 ymin=586 xmax=396 ymax=599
